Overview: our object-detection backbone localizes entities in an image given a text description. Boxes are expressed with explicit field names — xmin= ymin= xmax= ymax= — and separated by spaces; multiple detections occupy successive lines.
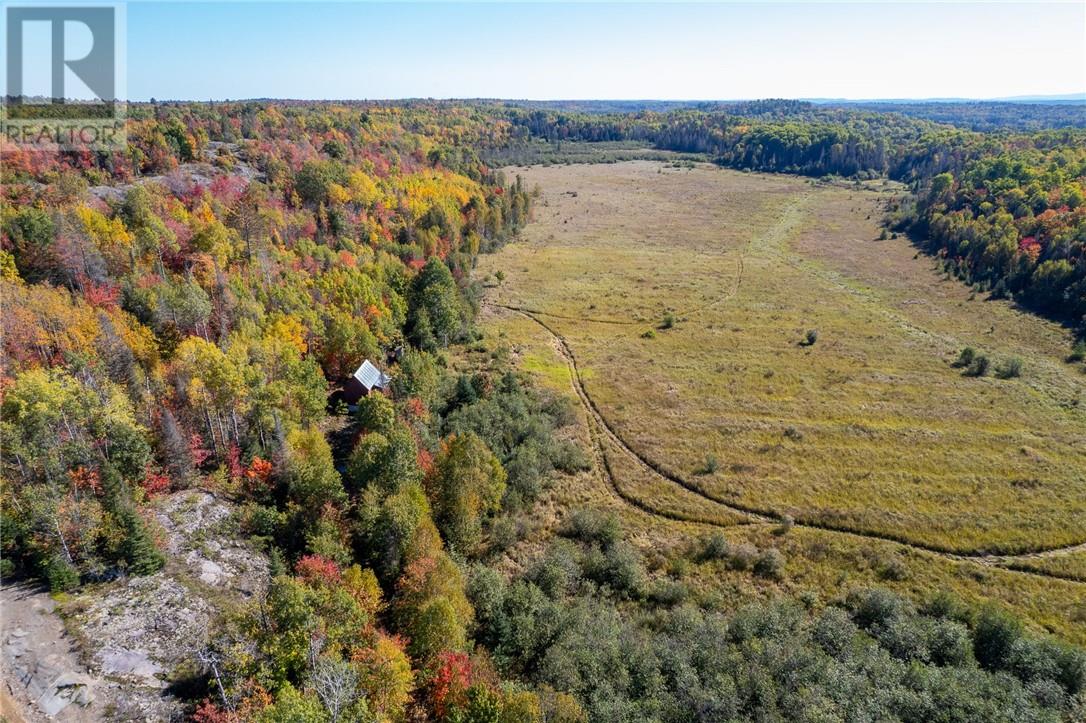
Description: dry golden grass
xmin=478 ymin=301 xmax=1086 ymax=644
xmin=480 ymin=161 xmax=1086 ymax=556
xmin=996 ymin=548 xmax=1086 ymax=583
xmin=473 ymin=161 xmax=1086 ymax=643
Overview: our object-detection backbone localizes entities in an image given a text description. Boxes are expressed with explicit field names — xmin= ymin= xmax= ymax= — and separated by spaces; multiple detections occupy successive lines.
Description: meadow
xmin=476 ymin=161 xmax=1086 ymax=642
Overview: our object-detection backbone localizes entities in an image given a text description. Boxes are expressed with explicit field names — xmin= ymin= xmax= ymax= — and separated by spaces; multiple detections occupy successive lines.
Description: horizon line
xmin=123 ymin=93 xmax=1086 ymax=104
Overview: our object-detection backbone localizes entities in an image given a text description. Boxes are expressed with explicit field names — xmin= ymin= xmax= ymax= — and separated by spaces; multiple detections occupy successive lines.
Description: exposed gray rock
xmin=1 ymin=583 xmax=109 ymax=722
xmin=1 ymin=490 xmax=267 ymax=722
xmin=73 ymin=574 xmax=211 ymax=689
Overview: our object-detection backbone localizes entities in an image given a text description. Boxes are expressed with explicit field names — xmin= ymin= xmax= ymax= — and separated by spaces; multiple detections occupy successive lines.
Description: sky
xmin=120 ymin=1 xmax=1086 ymax=101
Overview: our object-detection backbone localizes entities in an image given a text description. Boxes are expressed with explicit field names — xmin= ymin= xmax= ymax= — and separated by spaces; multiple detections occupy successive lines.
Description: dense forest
xmin=2 ymin=102 xmax=1084 ymax=721
xmin=825 ymin=101 xmax=1086 ymax=132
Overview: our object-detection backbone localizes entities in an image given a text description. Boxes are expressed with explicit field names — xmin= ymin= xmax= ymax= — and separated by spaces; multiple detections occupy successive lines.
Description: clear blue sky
xmin=126 ymin=2 xmax=1086 ymax=101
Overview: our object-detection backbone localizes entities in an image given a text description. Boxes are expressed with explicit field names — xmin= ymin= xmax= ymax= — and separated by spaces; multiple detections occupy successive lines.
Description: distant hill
xmin=808 ymin=93 xmax=1086 ymax=105
xmin=818 ymin=100 xmax=1085 ymax=131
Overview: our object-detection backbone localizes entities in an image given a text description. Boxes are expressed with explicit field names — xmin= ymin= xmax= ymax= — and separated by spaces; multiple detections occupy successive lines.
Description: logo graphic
xmin=2 ymin=4 xmax=126 ymax=149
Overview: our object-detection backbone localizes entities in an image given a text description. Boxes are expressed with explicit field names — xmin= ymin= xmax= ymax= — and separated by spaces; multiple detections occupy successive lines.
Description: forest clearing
xmin=476 ymin=161 xmax=1086 ymax=643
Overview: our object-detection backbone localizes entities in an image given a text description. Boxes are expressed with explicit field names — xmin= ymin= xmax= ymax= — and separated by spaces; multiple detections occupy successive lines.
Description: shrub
xmin=695 ymin=454 xmax=719 ymax=475
xmin=875 ymin=615 xmax=931 ymax=662
xmin=728 ymin=543 xmax=759 ymax=571
xmin=550 ymin=439 xmax=590 ymax=475
xmin=973 ymin=605 xmax=1023 ymax=670
xmin=504 ymin=443 xmax=545 ymax=510
xmin=527 ymin=541 xmax=582 ymax=598
xmin=488 ymin=516 xmax=520 ymax=553
xmin=241 ymin=502 xmax=287 ymax=539
xmin=1026 ymin=679 xmax=1067 ymax=709
xmin=964 ymin=354 xmax=990 ymax=377
xmin=928 ymin=618 xmax=973 ymax=667
xmin=647 ymin=579 xmax=688 ymax=607
xmin=952 ymin=347 xmax=976 ymax=368
xmin=560 ymin=509 xmax=621 ymax=547
xmin=1054 ymin=644 xmax=1086 ymax=695
xmin=753 ymin=548 xmax=785 ymax=580
xmin=802 ymin=329 xmax=819 ymax=346
xmin=995 ymin=356 xmax=1023 ymax=379
xmin=1067 ymin=340 xmax=1086 ymax=363
xmin=813 ymin=607 xmax=859 ymax=658
xmin=665 ymin=556 xmax=689 ymax=578
xmin=583 ymin=542 xmax=645 ymax=597
xmin=640 ymin=329 xmax=656 ymax=339
xmin=848 ymin=588 xmax=908 ymax=630
xmin=603 ymin=542 xmax=642 ymax=594
xmin=924 ymin=590 xmax=969 ymax=622
xmin=877 ymin=554 xmax=909 ymax=581
xmin=659 ymin=312 xmax=676 ymax=330
xmin=1007 ymin=637 xmax=1062 ymax=685
xmin=773 ymin=514 xmax=794 ymax=536
xmin=466 ymin=565 xmax=506 ymax=635
xmin=699 ymin=532 xmax=731 ymax=561
xmin=45 ymin=556 xmax=80 ymax=592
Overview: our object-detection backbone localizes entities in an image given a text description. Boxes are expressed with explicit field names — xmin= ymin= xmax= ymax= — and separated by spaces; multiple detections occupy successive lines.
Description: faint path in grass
xmin=534 ymin=317 xmax=759 ymax=528
xmin=978 ymin=541 xmax=1086 ymax=583
xmin=488 ymin=302 xmax=1086 ymax=583
xmin=493 ymin=303 xmax=639 ymax=326
xmin=743 ymin=195 xmax=1083 ymax=418
xmin=494 ymin=192 xmax=811 ymax=328
xmin=680 ymin=192 xmax=811 ymax=321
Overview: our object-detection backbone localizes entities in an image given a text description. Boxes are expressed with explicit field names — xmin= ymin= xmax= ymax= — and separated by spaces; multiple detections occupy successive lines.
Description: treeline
xmin=486 ymin=103 xmax=957 ymax=177
xmin=476 ymin=98 xmax=1086 ymax=132
xmin=830 ymin=101 xmax=1086 ymax=132
xmin=892 ymin=137 xmax=1086 ymax=321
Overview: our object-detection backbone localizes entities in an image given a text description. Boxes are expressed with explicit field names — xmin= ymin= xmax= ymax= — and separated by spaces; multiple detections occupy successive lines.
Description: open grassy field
xmin=475 ymin=161 xmax=1086 ymax=642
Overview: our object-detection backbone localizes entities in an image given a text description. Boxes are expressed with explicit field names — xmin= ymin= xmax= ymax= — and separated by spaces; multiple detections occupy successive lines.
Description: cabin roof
xmin=353 ymin=359 xmax=391 ymax=391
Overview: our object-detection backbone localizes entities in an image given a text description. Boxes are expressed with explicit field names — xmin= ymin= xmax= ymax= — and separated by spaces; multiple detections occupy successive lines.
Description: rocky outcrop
xmin=0 ymin=583 xmax=122 ymax=722
xmin=1 ymin=490 xmax=267 ymax=722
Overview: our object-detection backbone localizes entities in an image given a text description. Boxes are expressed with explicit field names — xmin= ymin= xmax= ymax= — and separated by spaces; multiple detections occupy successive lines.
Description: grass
xmin=475 ymin=160 xmax=1086 ymax=644
xmin=601 ymin=442 xmax=747 ymax=528
xmin=480 ymin=161 xmax=1086 ymax=556
xmin=482 ymin=298 xmax=1086 ymax=644
xmin=997 ymin=550 xmax=1086 ymax=583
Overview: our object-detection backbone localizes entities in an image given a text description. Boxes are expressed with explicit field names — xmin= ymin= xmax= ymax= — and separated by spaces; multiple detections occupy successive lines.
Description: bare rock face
xmin=1 ymin=490 xmax=267 ymax=722
xmin=69 ymin=492 xmax=269 ymax=711
xmin=154 ymin=490 xmax=269 ymax=597
xmin=73 ymin=575 xmax=209 ymax=689
xmin=1 ymin=584 xmax=102 ymax=722
xmin=89 ymin=142 xmax=262 ymax=204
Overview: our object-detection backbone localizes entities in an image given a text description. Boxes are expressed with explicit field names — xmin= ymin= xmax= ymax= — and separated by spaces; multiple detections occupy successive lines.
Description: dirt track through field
xmin=488 ymin=301 xmax=1086 ymax=585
